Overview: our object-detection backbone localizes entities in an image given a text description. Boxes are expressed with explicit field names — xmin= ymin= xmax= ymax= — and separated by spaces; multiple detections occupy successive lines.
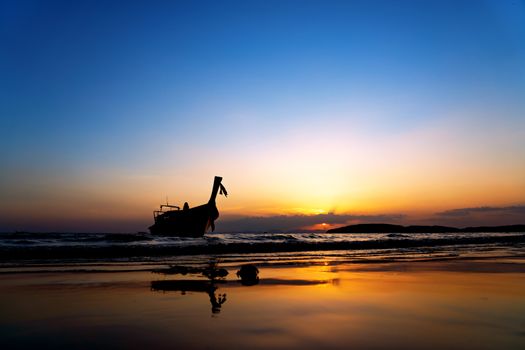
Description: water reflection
xmin=151 ymin=259 xmax=231 ymax=314
xmin=209 ymin=287 xmax=227 ymax=314
xmin=3 ymin=256 xmax=524 ymax=349
xmin=150 ymin=261 xmax=334 ymax=316
xmin=151 ymin=279 xmax=228 ymax=314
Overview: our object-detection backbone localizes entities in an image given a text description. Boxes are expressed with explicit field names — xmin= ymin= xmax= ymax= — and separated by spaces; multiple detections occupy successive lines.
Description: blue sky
xmin=1 ymin=0 xmax=524 ymax=232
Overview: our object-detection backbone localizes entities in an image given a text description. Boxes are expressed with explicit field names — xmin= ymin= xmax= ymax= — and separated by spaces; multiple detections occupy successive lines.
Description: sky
xmin=1 ymin=0 xmax=524 ymax=232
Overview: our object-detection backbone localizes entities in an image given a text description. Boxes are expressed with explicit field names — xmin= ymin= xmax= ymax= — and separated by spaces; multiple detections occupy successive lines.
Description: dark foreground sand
xmin=1 ymin=246 xmax=524 ymax=349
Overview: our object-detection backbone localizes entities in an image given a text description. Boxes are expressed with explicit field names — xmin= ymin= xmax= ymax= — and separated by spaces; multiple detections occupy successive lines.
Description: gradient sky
xmin=1 ymin=0 xmax=524 ymax=232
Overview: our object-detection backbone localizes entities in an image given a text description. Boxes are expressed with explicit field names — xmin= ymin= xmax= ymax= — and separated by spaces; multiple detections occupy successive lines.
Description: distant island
xmin=326 ymin=223 xmax=525 ymax=233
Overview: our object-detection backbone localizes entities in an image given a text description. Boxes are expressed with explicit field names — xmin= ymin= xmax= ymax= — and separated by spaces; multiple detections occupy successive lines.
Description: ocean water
xmin=1 ymin=231 xmax=523 ymax=248
xmin=0 ymin=230 xmax=524 ymax=267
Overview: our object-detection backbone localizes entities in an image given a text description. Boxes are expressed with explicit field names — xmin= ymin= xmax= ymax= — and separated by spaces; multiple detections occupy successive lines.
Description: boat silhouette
xmin=149 ymin=176 xmax=227 ymax=236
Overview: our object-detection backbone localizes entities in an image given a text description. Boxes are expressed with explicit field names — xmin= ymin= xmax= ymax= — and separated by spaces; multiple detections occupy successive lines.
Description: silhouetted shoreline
xmin=327 ymin=223 xmax=525 ymax=233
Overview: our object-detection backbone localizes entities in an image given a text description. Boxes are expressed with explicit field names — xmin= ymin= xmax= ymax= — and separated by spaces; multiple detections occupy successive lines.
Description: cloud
xmin=435 ymin=205 xmax=525 ymax=217
xmin=217 ymin=212 xmax=405 ymax=233
xmin=428 ymin=205 xmax=525 ymax=226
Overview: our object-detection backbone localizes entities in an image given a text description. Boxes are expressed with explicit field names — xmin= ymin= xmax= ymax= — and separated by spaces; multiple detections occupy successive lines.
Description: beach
xmin=1 ymin=237 xmax=524 ymax=349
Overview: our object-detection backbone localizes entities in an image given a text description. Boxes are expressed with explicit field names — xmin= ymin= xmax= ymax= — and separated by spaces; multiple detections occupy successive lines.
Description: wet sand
xmin=1 ymin=249 xmax=524 ymax=349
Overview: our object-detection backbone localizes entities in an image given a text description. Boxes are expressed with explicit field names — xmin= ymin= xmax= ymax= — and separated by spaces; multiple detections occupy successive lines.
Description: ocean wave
xmin=0 ymin=233 xmax=522 ymax=262
xmin=386 ymin=233 xmax=410 ymax=238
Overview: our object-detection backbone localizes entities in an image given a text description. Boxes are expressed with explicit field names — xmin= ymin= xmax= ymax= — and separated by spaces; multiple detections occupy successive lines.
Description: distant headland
xmin=326 ymin=223 xmax=525 ymax=233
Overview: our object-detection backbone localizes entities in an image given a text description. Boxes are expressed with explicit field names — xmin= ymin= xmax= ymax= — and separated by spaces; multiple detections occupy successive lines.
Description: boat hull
xmin=148 ymin=202 xmax=219 ymax=237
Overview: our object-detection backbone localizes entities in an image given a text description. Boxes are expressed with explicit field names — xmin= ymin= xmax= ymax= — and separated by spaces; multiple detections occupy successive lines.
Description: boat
xmin=149 ymin=176 xmax=227 ymax=236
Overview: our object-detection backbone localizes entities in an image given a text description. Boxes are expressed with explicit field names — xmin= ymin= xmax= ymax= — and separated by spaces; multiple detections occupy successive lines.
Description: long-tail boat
xmin=149 ymin=176 xmax=227 ymax=236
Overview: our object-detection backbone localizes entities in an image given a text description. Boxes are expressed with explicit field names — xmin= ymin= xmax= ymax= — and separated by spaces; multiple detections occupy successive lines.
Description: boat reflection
xmin=151 ymin=259 xmax=231 ymax=314
xmin=151 ymin=261 xmax=335 ymax=315
xmin=151 ymin=279 xmax=228 ymax=314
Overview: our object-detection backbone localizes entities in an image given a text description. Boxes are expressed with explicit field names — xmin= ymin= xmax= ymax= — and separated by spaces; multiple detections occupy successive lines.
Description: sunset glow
xmin=1 ymin=0 xmax=524 ymax=232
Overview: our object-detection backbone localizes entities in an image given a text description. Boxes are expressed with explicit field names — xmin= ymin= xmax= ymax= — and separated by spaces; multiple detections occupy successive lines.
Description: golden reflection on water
xmin=1 ymin=262 xmax=524 ymax=349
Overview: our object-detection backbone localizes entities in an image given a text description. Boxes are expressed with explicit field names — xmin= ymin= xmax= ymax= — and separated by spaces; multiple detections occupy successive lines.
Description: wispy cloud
xmin=217 ymin=213 xmax=405 ymax=233
xmin=436 ymin=205 xmax=525 ymax=217
xmin=427 ymin=205 xmax=525 ymax=226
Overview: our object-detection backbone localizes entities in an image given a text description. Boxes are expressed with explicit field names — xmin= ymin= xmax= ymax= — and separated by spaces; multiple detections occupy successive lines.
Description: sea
xmin=1 ymin=230 xmax=524 ymax=267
